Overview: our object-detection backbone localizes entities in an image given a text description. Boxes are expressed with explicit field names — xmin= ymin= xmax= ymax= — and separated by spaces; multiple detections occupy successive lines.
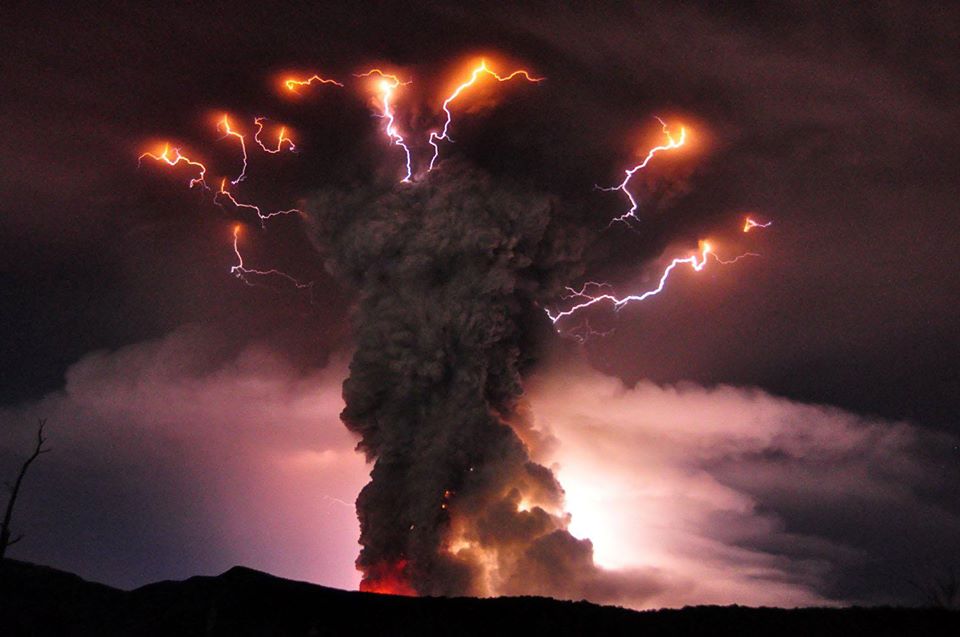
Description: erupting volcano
xmin=135 ymin=55 xmax=768 ymax=602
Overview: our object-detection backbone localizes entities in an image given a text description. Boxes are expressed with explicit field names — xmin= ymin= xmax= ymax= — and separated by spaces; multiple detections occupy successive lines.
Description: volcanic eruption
xmin=308 ymin=160 xmax=608 ymax=597
xmin=137 ymin=56 xmax=764 ymax=603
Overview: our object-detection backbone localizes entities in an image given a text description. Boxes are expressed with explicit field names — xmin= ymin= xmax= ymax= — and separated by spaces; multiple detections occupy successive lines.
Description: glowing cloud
xmin=600 ymin=118 xmax=686 ymax=226
xmin=427 ymin=59 xmax=544 ymax=170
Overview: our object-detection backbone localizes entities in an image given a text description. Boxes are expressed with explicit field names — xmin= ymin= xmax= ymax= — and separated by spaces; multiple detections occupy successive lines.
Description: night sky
xmin=2 ymin=1 xmax=958 ymax=608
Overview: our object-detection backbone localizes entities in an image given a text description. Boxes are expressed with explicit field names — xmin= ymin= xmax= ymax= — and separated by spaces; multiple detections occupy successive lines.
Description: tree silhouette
xmin=1 ymin=419 xmax=51 ymax=559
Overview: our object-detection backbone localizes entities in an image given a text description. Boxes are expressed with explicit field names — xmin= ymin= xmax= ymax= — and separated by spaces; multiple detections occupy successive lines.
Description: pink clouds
xmin=525 ymin=359 xmax=959 ymax=607
xmin=0 ymin=326 xmax=368 ymax=590
xmin=1 ymin=330 xmax=956 ymax=607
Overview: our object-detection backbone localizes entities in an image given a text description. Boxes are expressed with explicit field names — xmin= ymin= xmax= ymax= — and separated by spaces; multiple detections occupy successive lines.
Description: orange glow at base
xmin=359 ymin=559 xmax=417 ymax=596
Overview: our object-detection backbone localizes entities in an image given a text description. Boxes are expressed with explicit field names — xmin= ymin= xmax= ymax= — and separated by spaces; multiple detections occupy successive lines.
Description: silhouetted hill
xmin=1 ymin=559 xmax=957 ymax=636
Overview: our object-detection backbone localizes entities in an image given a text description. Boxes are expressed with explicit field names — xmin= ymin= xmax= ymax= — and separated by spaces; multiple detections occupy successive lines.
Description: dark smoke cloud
xmin=305 ymin=159 xmax=666 ymax=598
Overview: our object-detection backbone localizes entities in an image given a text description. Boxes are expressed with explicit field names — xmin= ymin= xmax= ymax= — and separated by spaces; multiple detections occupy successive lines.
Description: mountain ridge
xmin=1 ymin=559 xmax=956 ymax=636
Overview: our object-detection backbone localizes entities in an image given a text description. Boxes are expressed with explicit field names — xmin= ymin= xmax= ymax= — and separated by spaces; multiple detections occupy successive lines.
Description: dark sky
xmin=1 ymin=1 xmax=958 ymax=607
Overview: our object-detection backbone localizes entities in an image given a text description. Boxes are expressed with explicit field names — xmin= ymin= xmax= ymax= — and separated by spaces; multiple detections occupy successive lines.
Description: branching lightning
xmin=215 ymin=179 xmax=304 ymax=226
xmin=138 ymin=58 xmax=773 ymax=341
xmin=546 ymin=233 xmax=765 ymax=328
xmin=217 ymin=115 xmax=249 ymax=184
xmin=546 ymin=241 xmax=714 ymax=324
xmin=137 ymin=144 xmax=209 ymax=190
xmin=600 ymin=118 xmax=686 ymax=226
xmin=253 ymin=117 xmax=296 ymax=154
xmin=231 ymin=224 xmax=313 ymax=292
xmin=283 ymin=74 xmax=345 ymax=92
xmin=427 ymin=59 xmax=544 ymax=170
xmin=356 ymin=69 xmax=414 ymax=182
xmin=743 ymin=216 xmax=773 ymax=232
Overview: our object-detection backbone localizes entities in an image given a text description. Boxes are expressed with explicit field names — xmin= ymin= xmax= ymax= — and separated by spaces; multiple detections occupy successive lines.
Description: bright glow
xmin=137 ymin=143 xmax=209 ymax=190
xmin=356 ymin=69 xmax=414 ymax=182
xmin=600 ymin=118 xmax=686 ymax=225
xmin=283 ymin=73 xmax=344 ymax=92
xmin=427 ymin=58 xmax=544 ymax=170
xmin=217 ymin=114 xmax=249 ymax=184
xmin=743 ymin=216 xmax=773 ymax=232
xmin=253 ymin=117 xmax=296 ymax=154
xmin=547 ymin=241 xmax=715 ymax=324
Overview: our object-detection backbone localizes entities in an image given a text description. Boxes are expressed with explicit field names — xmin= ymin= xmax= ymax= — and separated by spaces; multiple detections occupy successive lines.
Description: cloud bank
xmin=527 ymin=360 xmax=960 ymax=607
xmin=2 ymin=329 xmax=956 ymax=606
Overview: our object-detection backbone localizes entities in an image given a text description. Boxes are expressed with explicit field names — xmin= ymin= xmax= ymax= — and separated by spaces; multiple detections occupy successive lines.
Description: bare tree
xmin=1 ymin=419 xmax=51 ymax=559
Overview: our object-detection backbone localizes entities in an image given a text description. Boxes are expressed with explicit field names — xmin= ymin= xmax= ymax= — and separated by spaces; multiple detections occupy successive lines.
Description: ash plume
xmin=309 ymin=160 xmax=656 ymax=600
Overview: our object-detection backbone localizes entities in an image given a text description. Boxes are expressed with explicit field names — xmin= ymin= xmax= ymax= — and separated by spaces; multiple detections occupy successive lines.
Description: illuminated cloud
xmin=527 ymin=360 xmax=960 ymax=607
xmin=2 ymin=331 xmax=956 ymax=607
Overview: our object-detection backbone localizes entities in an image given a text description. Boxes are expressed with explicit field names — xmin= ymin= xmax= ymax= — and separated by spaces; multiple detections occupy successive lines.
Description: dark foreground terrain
xmin=1 ymin=560 xmax=956 ymax=636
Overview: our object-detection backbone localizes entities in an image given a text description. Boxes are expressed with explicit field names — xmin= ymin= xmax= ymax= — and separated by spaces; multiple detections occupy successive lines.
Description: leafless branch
xmin=1 ymin=419 xmax=52 ymax=559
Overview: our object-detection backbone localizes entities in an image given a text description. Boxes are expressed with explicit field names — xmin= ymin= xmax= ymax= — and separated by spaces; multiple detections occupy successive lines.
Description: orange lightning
xmin=253 ymin=117 xmax=296 ymax=154
xmin=217 ymin=114 xmax=250 ymax=185
xmin=356 ymin=69 xmax=414 ymax=182
xmin=137 ymin=143 xmax=209 ymax=189
xmin=283 ymin=73 xmax=344 ymax=92
xmin=428 ymin=59 xmax=544 ymax=170
xmin=743 ymin=216 xmax=773 ymax=232
xmin=601 ymin=118 xmax=686 ymax=226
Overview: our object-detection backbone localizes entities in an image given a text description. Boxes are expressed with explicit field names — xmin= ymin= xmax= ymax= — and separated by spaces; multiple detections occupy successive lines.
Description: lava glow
xmin=601 ymin=118 xmax=687 ymax=225
xmin=358 ymin=559 xmax=416 ymax=596
xmin=743 ymin=216 xmax=773 ymax=232
xmin=137 ymin=144 xmax=208 ymax=189
xmin=356 ymin=69 xmax=414 ymax=182
xmin=217 ymin=114 xmax=249 ymax=184
xmin=253 ymin=117 xmax=296 ymax=154
xmin=427 ymin=59 xmax=544 ymax=170
xmin=283 ymin=74 xmax=345 ymax=93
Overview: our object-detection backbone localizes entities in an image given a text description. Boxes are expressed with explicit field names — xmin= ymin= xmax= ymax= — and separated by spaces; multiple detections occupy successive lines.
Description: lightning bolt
xmin=743 ymin=216 xmax=773 ymax=232
xmin=231 ymin=224 xmax=313 ymax=292
xmin=137 ymin=143 xmax=209 ymax=190
xmin=253 ymin=117 xmax=296 ymax=154
xmin=427 ymin=59 xmax=544 ymax=170
xmin=217 ymin=114 xmax=249 ymax=185
xmin=547 ymin=241 xmax=758 ymax=325
xmin=215 ymin=179 xmax=304 ymax=227
xmin=356 ymin=69 xmax=414 ymax=182
xmin=599 ymin=118 xmax=686 ymax=226
xmin=283 ymin=74 xmax=345 ymax=92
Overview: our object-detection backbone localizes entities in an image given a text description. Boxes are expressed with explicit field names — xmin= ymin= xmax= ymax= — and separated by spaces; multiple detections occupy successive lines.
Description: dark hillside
xmin=1 ymin=560 xmax=956 ymax=636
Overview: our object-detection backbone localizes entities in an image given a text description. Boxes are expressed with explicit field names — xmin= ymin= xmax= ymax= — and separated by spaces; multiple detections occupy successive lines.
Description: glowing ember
xmin=359 ymin=559 xmax=417 ymax=596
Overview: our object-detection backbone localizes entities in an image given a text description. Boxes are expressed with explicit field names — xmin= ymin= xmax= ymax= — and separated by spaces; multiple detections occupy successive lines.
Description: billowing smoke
xmin=309 ymin=160 xmax=654 ymax=599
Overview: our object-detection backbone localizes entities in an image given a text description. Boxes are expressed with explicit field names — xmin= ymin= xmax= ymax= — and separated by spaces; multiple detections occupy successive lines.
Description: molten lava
xmin=358 ymin=559 xmax=417 ymax=596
